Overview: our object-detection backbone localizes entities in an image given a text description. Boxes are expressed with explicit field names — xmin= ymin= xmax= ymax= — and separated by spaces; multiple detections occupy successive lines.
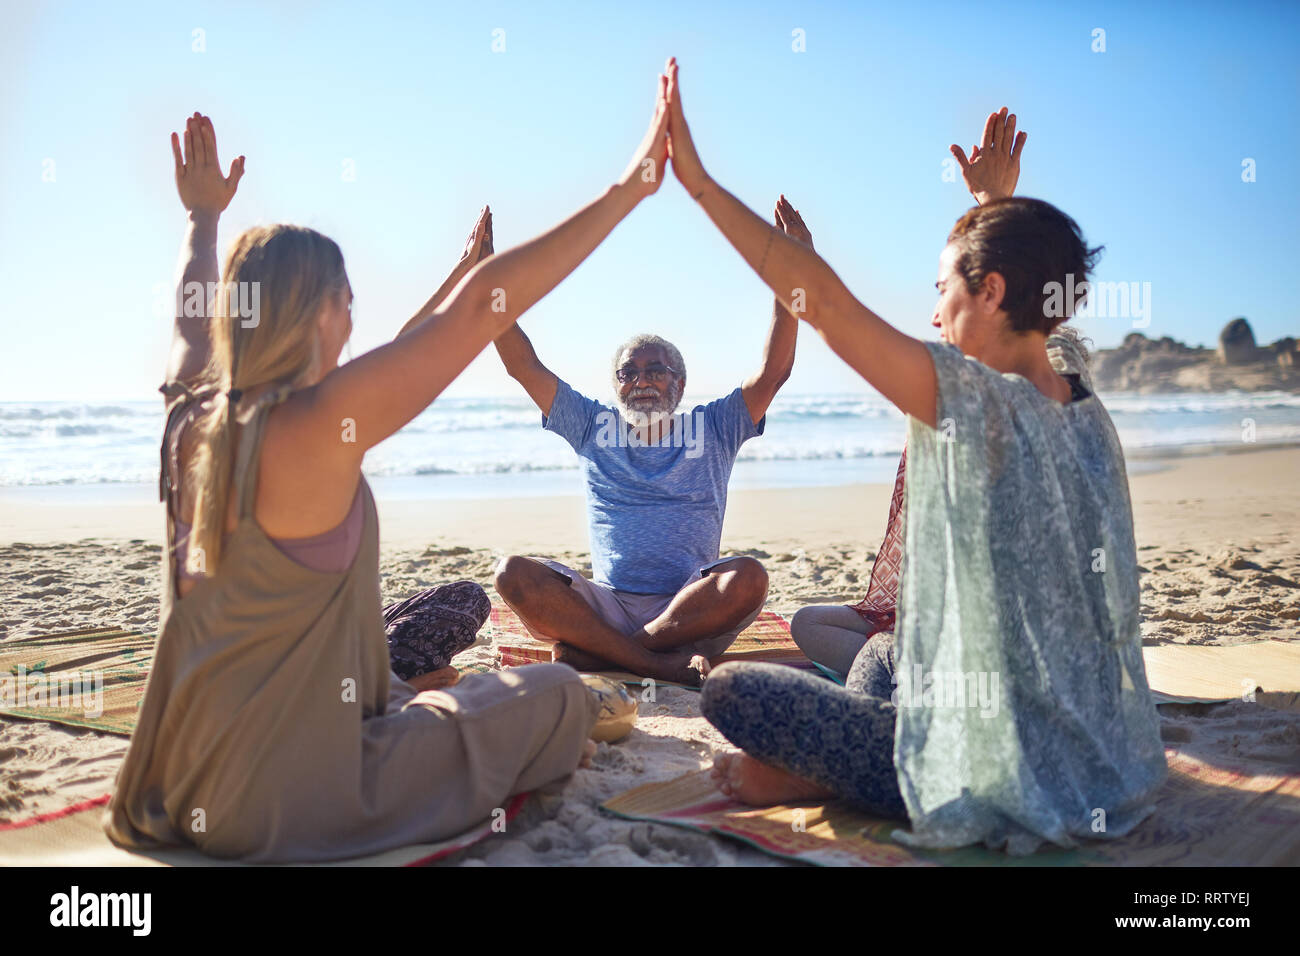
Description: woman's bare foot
xmin=578 ymin=739 xmax=598 ymax=769
xmin=709 ymin=751 xmax=834 ymax=806
xmin=406 ymin=666 xmax=460 ymax=692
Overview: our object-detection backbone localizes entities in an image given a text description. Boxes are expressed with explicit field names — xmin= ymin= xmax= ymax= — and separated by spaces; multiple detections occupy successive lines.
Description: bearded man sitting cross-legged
xmin=491 ymin=199 xmax=811 ymax=683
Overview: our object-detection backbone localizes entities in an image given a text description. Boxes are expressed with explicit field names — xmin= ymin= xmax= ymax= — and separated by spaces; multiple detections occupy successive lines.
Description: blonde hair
xmin=186 ymin=225 xmax=348 ymax=576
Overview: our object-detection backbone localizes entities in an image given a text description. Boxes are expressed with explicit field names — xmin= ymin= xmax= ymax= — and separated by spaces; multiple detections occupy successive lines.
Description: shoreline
xmin=1 ymin=440 xmax=1296 ymax=552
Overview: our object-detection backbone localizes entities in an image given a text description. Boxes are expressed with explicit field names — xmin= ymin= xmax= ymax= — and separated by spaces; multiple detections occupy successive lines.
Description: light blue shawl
xmin=892 ymin=332 xmax=1167 ymax=854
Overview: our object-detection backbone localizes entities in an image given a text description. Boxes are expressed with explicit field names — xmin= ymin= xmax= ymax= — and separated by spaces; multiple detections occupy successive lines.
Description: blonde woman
xmin=107 ymin=74 xmax=672 ymax=862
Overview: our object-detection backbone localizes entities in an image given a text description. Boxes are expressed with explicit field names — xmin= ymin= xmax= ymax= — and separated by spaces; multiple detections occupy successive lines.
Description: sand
xmin=2 ymin=447 xmax=1298 ymax=865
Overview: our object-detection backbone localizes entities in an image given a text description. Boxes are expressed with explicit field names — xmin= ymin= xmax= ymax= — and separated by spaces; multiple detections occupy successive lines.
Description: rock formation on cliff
xmin=1218 ymin=317 xmax=1259 ymax=364
xmin=1088 ymin=319 xmax=1299 ymax=392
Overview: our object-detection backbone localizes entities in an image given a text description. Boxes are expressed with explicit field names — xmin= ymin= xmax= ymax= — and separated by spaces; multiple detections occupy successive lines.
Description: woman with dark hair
xmin=663 ymin=58 xmax=1166 ymax=853
xmin=106 ymin=71 xmax=675 ymax=863
xmin=790 ymin=106 xmax=1034 ymax=682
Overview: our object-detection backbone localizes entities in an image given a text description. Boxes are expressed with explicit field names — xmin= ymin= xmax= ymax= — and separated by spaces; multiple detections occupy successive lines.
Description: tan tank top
xmin=103 ymin=385 xmax=412 ymax=860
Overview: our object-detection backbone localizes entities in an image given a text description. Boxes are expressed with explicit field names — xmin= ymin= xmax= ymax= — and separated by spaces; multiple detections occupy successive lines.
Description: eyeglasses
xmin=616 ymin=364 xmax=677 ymax=385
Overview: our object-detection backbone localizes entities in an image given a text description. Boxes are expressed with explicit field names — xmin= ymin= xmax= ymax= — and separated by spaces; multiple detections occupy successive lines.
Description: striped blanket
xmin=487 ymin=603 xmax=814 ymax=683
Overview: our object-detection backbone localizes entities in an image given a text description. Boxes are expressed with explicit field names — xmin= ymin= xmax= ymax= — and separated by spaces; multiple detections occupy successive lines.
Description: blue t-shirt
xmin=543 ymin=381 xmax=764 ymax=594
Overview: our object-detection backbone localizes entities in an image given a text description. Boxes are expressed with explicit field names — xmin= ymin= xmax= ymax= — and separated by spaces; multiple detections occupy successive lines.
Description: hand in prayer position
xmin=460 ymin=205 xmax=494 ymax=266
xmin=663 ymin=59 xmax=709 ymax=199
xmin=620 ymin=73 xmax=672 ymax=198
xmin=774 ymin=195 xmax=812 ymax=249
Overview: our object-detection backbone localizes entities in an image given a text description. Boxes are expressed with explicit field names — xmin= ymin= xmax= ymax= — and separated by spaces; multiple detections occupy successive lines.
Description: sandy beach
xmin=2 ymin=446 xmax=1298 ymax=865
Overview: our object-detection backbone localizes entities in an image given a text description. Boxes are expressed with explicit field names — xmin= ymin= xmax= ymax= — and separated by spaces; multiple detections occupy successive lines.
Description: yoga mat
xmin=490 ymin=604 xmax=815 ymax=680
xmin=0 ymin=630 xmax=530 ymax=866
xmin=0 ymin=628 xmax=508 ymax=736
xmin=0 ymin=627 xmax=152 ymax=735
xmin=7 ymin=625 xmax=1300 ymax=735
xmin=600 ymin=640 xmax=1300 ymax=866
xmin=601 ymin=748 xmax=1300 ymax=867
xmin=5 ymin=627 xmax=1299 ymax=866
xmin=1144 ymin=641 xmax=1300 ymax=705
xmin=0 ymin=792 xmax=529 ymax=868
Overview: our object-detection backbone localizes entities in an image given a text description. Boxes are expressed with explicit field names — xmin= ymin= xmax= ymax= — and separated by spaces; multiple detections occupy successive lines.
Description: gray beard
xmin=617 ymin=382 xmax=682 ymax=432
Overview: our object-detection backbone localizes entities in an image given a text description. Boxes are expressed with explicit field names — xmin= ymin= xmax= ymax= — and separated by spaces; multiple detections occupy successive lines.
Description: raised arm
xmin=164 ymin=113 xmax=245 ymax=391
xmin=664 ymin=59 xmax=936 ymax=426
xmin=400 ymin=206 xmax=560 ymax=413
xmin=300 ymin=73 xmax=672 ymax=460
xmin=739 ymin=196 xmax=802 ymax=424
xmin=495 ymin=323 xmax=560 ymax=415
xmin=949 ymin=107 xmax=1027 ymax=206
xmin=396 ymin=206 xmax=494 ymax=338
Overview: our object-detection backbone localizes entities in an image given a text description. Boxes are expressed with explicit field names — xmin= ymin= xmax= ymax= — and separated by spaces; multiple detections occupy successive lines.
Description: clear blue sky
xmin=2 ymin=0 xmax=1297 ymax=402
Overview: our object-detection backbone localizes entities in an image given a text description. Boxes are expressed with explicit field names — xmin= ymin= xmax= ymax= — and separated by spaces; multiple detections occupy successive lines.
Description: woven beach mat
xmin=0 ymin=626 xmax=152 ymax=735
xmin=4 ymin=627 xmax=1299 ymax=865
xmin=6 ymin=624 xmax=1299 ymax=737
xmin=602 ymin=640 xmax=1300 ymax=867
xmin=602 ymin=747 xmax=1300 ymax=867
xmin=490 ymin=603 xmax=814 ymax=687
xmin=1144 ymin=641 xmax=1300 ymax=709
xmin=6 ymin=623 xmax=1299 ymax=732
xmin=0 ymin=793 xmax=529 ymax=868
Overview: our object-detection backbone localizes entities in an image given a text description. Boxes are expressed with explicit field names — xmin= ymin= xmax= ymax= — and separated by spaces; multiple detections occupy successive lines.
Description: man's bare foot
xmin=709 ymin=751 xmax=834 ymax=806
xmin=553 ymin=642 xmax=708 ymax=688
xmin=578 ymin=739 xmax=597 ymax=769
xmin=663 ymin=652 xmax=711 ymax=687
xmin=552 ymin=642 xmax=618 ymax=672
xmin=406 ymin=666 xmax=460 ymax=692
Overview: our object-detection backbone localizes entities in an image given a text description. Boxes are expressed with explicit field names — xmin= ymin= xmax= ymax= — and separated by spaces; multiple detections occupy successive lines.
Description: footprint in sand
xmin=24 ymin=587 xmax=70 ymax=599
xmin=1258 ymin=574 xmax=1299 ymax=589
xmin=1159 ymin=723 xmax=1193 ymax=743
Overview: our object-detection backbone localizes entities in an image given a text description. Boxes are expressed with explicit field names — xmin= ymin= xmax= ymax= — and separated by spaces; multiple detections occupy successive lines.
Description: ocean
xmin=3 ymin=391 xmax=1299 ymax=499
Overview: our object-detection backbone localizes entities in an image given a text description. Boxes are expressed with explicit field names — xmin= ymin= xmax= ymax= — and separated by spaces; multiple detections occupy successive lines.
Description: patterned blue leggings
xmin=700 ymin=632 xmax=907 ymax=819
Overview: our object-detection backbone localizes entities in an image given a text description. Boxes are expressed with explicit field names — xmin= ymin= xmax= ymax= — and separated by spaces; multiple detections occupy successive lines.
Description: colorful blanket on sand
xmin=601 ymin=742 xmax=1300 ymax=867
xmin=488 ymin=604 xmax=814 ymax=683
xmin=0 ymin=627 xmax=150 ymax=735
xmin=5 ymin=627 xmax=1298 ymax=865
xmin=0 ymin=792 xmax=528 ymax=867
xmin=849 ymin=445 xmax=906 ymax=637
xmin=6 ymin=624 xmax=1297 ymax=737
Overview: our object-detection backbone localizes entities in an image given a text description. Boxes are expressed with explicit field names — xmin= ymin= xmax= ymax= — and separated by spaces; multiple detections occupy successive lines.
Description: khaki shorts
xmin=529 ymin=557 xmax=763 ymax=659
